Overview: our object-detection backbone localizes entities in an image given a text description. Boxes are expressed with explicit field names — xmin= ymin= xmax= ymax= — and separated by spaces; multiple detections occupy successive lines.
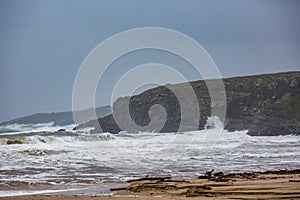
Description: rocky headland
xmin=75 ymin=71 xmax=300 ymax=136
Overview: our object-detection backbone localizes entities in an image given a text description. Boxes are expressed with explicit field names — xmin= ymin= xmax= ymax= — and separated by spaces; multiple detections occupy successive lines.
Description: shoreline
xmin=1 ymin=169 xmax=300 ymax=199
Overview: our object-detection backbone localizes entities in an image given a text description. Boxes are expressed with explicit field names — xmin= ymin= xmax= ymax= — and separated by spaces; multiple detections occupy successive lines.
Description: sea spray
xmin=0 ymin=119 xmax=299 ymax=196
xmin=204 ymin=116 xmax=224 ymax=130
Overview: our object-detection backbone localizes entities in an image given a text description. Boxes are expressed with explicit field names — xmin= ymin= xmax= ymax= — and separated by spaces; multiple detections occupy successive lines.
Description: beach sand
xmin=2 ymin=170 xmax=300 ymax=200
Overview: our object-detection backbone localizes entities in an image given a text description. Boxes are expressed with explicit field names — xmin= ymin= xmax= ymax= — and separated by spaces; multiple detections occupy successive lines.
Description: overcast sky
xmin=1 ymin=0 xmax=300 ymax=122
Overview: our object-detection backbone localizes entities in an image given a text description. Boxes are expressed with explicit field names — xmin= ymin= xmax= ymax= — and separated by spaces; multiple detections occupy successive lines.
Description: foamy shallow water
xmin=0 ymin=120 xmax=299 ymax=196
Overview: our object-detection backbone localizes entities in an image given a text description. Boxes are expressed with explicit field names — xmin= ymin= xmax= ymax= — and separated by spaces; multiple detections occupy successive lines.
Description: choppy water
xmin=0 ymin=118 xmax=299 ymax=196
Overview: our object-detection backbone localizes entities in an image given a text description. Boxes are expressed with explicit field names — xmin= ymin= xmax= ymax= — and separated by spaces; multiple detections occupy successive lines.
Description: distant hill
xmin=75 ymin=71 xmax=300 ymax=136
xmin=0 ymin=106 xmax=111 ymax=126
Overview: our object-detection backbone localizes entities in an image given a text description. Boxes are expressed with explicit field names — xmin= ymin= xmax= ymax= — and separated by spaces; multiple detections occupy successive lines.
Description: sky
xmin=0 ymin=0 xmax=300 ymax=122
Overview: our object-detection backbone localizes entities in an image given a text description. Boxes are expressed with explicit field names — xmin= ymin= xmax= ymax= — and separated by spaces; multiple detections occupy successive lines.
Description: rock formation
xmin=75 ymin=71 xmax=300 ymax=136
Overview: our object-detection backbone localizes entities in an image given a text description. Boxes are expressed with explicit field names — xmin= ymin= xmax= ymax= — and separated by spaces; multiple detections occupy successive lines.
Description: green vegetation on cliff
xmin=75 ymin=71 xmax=300 ymax=136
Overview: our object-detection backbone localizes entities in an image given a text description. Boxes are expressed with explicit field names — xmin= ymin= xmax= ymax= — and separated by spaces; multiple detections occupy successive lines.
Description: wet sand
xmin=2 ymin=170 xmax=300 ymax=200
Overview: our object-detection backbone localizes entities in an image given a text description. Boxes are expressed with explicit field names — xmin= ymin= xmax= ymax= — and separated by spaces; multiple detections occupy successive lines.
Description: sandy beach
xmin=2 ymin=170 xmax=300 ymax=200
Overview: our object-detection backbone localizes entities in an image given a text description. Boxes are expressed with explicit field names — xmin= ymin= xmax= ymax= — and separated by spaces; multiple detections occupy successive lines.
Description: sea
xmin=0 ymin=117 xmax=299 ymax=196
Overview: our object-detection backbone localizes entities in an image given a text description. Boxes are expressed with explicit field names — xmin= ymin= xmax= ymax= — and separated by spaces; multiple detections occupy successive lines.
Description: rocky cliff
xmin=75 ymin=71 xmax=300 ymax=136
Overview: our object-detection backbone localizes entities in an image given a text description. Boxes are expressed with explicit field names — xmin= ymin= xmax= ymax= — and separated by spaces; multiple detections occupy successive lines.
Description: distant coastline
xmin=0 ymin=105 xmax=111 ymax=126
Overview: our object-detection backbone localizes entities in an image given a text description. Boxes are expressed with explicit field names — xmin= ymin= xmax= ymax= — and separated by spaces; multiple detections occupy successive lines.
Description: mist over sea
xmin=0 ymin=118 xmax=299 ymax=196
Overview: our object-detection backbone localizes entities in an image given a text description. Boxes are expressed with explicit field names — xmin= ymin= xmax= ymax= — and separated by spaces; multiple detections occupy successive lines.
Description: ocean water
xmin=0 ymin=118 xmax=299 ymax=196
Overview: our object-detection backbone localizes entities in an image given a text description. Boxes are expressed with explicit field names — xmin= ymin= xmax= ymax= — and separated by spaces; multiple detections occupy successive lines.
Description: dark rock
xmin=205 ymin=169 xmax=214 ymax=177
xmin=214 ymin=172 xmax=224 ymax=177
xmin=198 ymin=175 xmax=208 ymax=179
xmin=75 ymin=71 xmax=300 ymax=136
xmin=127 ymin=176 xmax=172 ymax=183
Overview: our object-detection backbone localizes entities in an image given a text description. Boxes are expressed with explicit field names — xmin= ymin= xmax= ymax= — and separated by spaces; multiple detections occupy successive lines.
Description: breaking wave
xmin=0 ymin=116 xmax=299 ymax=197
xmin=0 ymin=132 xmax=115 ymax=145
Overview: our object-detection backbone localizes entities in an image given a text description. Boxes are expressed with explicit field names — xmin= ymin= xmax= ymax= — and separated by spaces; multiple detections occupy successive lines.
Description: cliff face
xmin=75 ymin=71 xmax=300 ymax=136
xmin=222 ymin=72 xmax=300 ymax=135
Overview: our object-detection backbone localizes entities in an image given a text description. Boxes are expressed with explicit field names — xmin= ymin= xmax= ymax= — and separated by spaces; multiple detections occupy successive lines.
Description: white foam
xmin=0 ymin=117 xmax=299 ymax=197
